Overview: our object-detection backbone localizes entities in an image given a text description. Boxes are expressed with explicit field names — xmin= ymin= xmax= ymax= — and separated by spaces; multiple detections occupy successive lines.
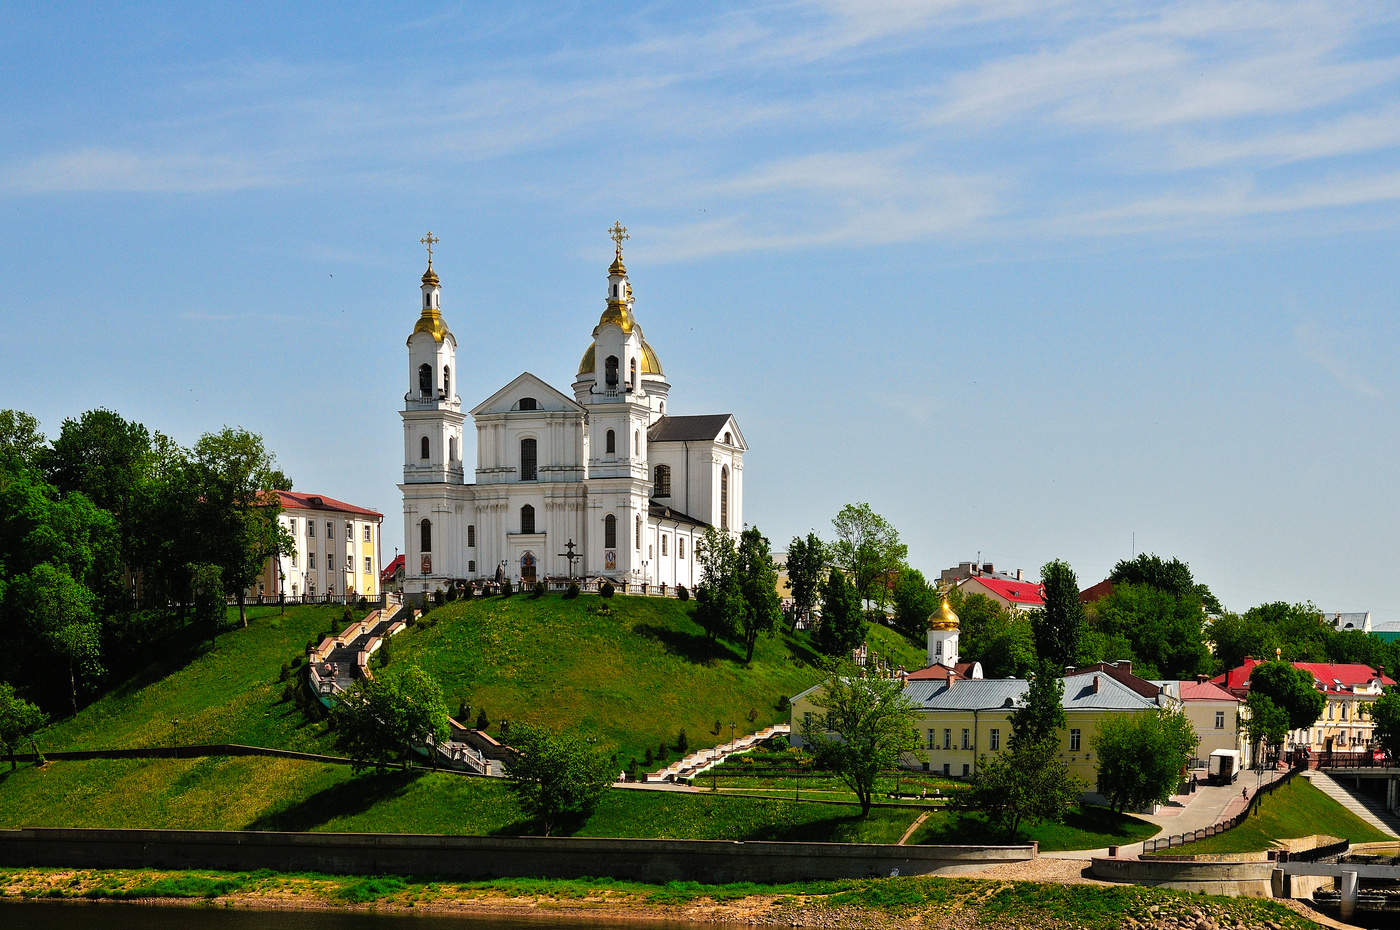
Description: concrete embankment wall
xmin=1090 ymin=856 xmax=1277 ymax=897
xmin=0 ymin=828 xmax=1035 ymax=883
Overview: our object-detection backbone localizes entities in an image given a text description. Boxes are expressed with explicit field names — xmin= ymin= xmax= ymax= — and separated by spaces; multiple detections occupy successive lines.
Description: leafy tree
xmin=1110 ymin=553 xmax=1221 ymax=615
xmin=1011 ymin=665 xmax=1067 ymax=749
xmin=813 ymin=569 xmax=866 ymax=658
xmin=891 ymin=566 xmax=938 ymax=642
xmin=694 ymin=527 xmax=742 ymax=645
xmin=1088 ymin=582 xmax=1212 ymax=679
xmin=505 ymin=723 xmax=613 ymax=835
xmin=1210 ymin=602 xmax=1330 ymax=670
xmin=958 ymin=736 xmax=1081 ymax=841
xmin=1031 ymin=559 xmax=1084 ymax=670
xmin=1245 ymin=692 xmax=1288 ymax=768
xmin=0 ymin=682 xmax=46 ymax=770
xmin=952 ymin=590 xmax=1036 ymax=678
xmin=0 ymin=409 xmax=45 ymax=475
xmin=1369 ymin=689 xmax=1400 ymax=764
xmin=1248 ymin=661 xmax=1326 ymax=733
xmin=188 ymin=428 xmax=293 ymax=628
xmin=17 ymin=563 xmax=104 ymax=715
xmin=330 ymin=664 xmax=450 ymax=772
xmin=784 ymin=532 xmax=826 ymax=631
xmin=800 ymin=667 xmax=919 ymax=816
xmin=736 ymin=527 xmax=781 ymax=662
xmin=830 ymin=503 xmax=907 ymax=607
xmin=1094 ymin=708 xmax=1197 ymax=812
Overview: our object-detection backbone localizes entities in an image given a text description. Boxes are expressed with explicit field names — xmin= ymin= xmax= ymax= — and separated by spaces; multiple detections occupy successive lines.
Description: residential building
xmin=1154 ymin=678 xmax=1246 ymax=766
xmin=1212 ymin=658 xmax=1394 ymax=753
xmin=956 ymin=574 xmax=1045 ymax=612
xmin=249 ymin=491 xmax=384 ymax=600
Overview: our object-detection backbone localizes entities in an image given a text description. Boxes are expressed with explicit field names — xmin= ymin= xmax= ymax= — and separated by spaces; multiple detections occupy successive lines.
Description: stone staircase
xmin=648 ymin=723 xmax=790 ymax=783
xmin=1304 ymin=770 xmax=1400 ymax=837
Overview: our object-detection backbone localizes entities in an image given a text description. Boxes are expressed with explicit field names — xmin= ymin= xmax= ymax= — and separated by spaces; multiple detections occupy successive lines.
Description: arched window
xmin=424 ymin=291 xmax=431 ymax=309
xmin=520 ymin=551 xmax=537 ymax=583
xmin=659 ymin=401 xmax=665 ymax=415
xmin=654 ymin=464 xmax=671 ymax=497
xmin=521 ymin=504 xmax=535 ymax=534
xmin=629 ymin=358 xmax=637 ymax=390
xmin=724 ymin=431 xmax=732 ymax=444
xmin=518 ymin=397 xmax=537 ymax=410
xmin=604 ymin=514 xmax=616 ymax=549
xmin=418 ymin=364 xmax=432 ymax=397
xmin=661 ymin=535 xmax=668 ymax=556
xmin=635 ymin=514 xmax=642 ymax=550
xmin=720 ymin=466 xmax=729 ymax=530
xmin=467 ymin=524 xmax=475 ymax=547
xmin=605 ymin=429 xmax=615 ymax=454
xmin=443 ymin=366 xmax=451 ymax=398
xmin=520 ymin=437 xmax=537 ymax=481
xmin=420 ymin=436 xmax=430 ymax=460
xmin=448 ymin=436 xmax=457 ymax=461
xmin=634 ymin=429 xmax=640 ymax=454
xmin=420 ymin=518 xmax=432 ymax=553
xmin=605 ymin=355 xmax=619 ymax=386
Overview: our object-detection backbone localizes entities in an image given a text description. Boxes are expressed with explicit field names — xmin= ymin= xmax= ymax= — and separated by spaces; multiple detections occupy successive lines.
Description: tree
xmin=1245 ymin=692 xmax=1288 ymax=768
xmin=958 ymin=736 xmax=1081 ymax=841
xmin=1094 ymin=708 xmax=1197 ymax=812
xmin=504 ymin=723 xmax=613 ymax=836
xmin=830 ymin=503 xmax=907 ymax=607
xmin=0 ymin=409 xmax=45 ymax=475
xmin=0 ymin=682 xmax=46 ymax=770
xmin=813 ymin=569 xmax=866 ymax=658
xmin=1088 ymin=582 xmax=1212 ymax=679
xmin=17 ymin=563 xmax=104 ymax=715
xmin=800 ymin=667 xmax=919 ymax=816
xmin=330 ymin=664 xmax=450 ymax=772
xmin=1010 ymin=666 xmax=1066 ymax=749
xmin=1110 ymin=553 xmax=1221 ymax=615
xmin=785 ymin=532 xmax=826 ymax=631
xmin=891 ymin=567 xmax=938 ymax=642
xmin=1248 ymin=661 xmax=1326 ymax=733
xmin=1369 ymin=689 xmax=1400 ymax=764
xmin=953 ymin=590 xmax=1036 ymax=678
xmin=736 ymin=527 xmax=781 ymax=663
xmin=1031 ymin=559 xmax=1084 ymax=670
xmin=188 ymin=428 xmax=293 ymax=628
xmin=694 ymin=527 xmax=743 ymax=646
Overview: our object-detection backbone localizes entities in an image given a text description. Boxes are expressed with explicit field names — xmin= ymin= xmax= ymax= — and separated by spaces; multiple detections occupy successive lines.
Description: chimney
xmin=1016 ymin=568 xmax=1024 ymax=581
xmin=1196 ymin=674 xmax=1208 ymax=684
xmin=1064 ymin=665 xmax=1075 ymax=677
xmin=1115 ymin=659 xmax=1132 ymax=673
xmin=983 ymin=562 xmax=994 ymax=574
xmin=1092 ymin=675 xmax=1101 ymax=694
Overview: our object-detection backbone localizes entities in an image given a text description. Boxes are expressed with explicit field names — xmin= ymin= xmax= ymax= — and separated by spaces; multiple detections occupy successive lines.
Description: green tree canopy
xmin=784 ymin=532 xmax=826 ymax=630
xmin=891 ymin=566 xmax=938 ymax=642
xmin=504 ymin=723 xmax=613 ymax=836
xmin=1248 ymin=661 xmax=1326 ymax=732
xmin=330 ymin=664 xmax=450 ymax=772
xmin=813 ymin=569 xmax=866 ymax=659
xmin=1369 ymin=689 xmax=1400 ymax=765
xmin=1088 ymin=582 xmax=1212 ymax=680
xmin=958 ymin=736 xmax=1081 ymax=841
xmin=1245 ymin=692 xmax=1288 ymax=768
xmin=694 ymin=527 xmax=742 ymax=645
xmin=800 ymin=667 xmax=920 ymax=816
xmin=1031 ymin=560 xmax=1083 ymax=670
xmin=0 ymin=682 xmax=46 ymax=770
xmin=952 ymin=590 xmax=1036 ymax=678
xmin=736 ymin=527 xmax=782 ymax=663
xmin=1010 ymin=665 xmax=1067 ymax=750
xmin=1110 ymin=553 xmax=1221 ymax=614
xmin=1094 ymin=708 xmax=1197 ymax=812
xmin=830 ymin=503 xmax=907 ymax=607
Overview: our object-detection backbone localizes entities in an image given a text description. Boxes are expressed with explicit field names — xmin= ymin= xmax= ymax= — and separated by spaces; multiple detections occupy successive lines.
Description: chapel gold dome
xmin=578 ymin=340 xmax=663 ymax=377
xmin=928 ymin=599 xmax=959 ymax=631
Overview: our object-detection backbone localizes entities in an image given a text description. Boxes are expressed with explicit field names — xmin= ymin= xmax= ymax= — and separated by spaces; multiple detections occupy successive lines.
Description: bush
xmin=658 ymin=740 xmax=669 ymax=762
xmin=565 ymin=582 xmax=580 ymax=599
xmin=747 ymin=708 xmax=758 ymax=722
xmin=376 ymin=641 xmax=392 ymax=668
xmin=432 ymin=588 xmax=445 ymax=606
xmin=532 ymin=582 xmax=546 ymax=598
xmin=776 ymin=694 xmax=790 ymax=711
xmin=677 ymin=728 xmax=689 ymax=754
xmin=770 ymin=735 xmax=790 ymax=751
xmin=278 ymin=662 xmax=290 ymax=682
xmin=445 ymin=585 xmax=458 ymax=602
xmin=500 ymin=579 xmax=514 ymax=597
xmin=290 ymin=655 xmax=302 ymax=668
xmin=280 ymin=682 xmax=296 ymax=703
xmin=458 ymin=700 xmax=469 ymax=721
xmin=600 ymin=581 xmax=615 ymax=599
xmin=476 ymin=709 xmax=489 ymax=731
xmin=461 ymin=585 xmax=474 ymax=601
xmin=644 ymin=747 xmax=654 ymax=766
xmin=357 ymin=596 xmax=368 ymax=610
xmin=676 ymin=584 xmax=689 ymax=602
xmin=712 ymin=719 xmax=722 ymax=735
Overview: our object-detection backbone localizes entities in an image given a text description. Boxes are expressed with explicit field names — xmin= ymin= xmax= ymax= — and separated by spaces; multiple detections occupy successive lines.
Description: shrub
xmin=600 ymin=581 xmax=615 ymax=599
xmin=290 ymin=655 xmax=302 ymax=668
xmin=376 ymin=641 xmax=392 ymax=668
xmin=445 ymin=585 xmax=458 ymax=602
xmin=770 ymin=735 xmax=790 ymax=751
xmin=644 ymin=747 xmax=654 ymax=766
xmin=500 ymin=579 xmax=514 ymax=597
xmin=458 ymin=700 xmax=469 ymax=721
xmin=676 ymin=584 xmax=689 ymax=601
xmin=711 ymin=719 xmax=721 ymax=736
xmin=658 ymin=740 xmax=669 ymax=762
xmin=461 ymin=585 xmax=474 ymax=601
xmin=433 ymin=587 xmax=445 ymax=606
xmin=677 ymin=728 xmax=689 ymax=754
xmin=342 ymin=606 xmax=354 ymax=623
xmin=278 ymin=662 xmax=290 ymax=682
xmin=565 ymin=582 xmax=580 ymax=599
xmin=777 ymin=694 xmax=790 ymax=711
xmin=476 ymin=709 xmax=489 ymax=730
xmin=532 ymin=581 xmax=546 ymax=598
xmin=357 ymin=596 xmax=368 ymax=610
xmin=747 ymin=708 xmax=758 ymax=723
xmin=280 ymin=682 xmax=296 ymax=703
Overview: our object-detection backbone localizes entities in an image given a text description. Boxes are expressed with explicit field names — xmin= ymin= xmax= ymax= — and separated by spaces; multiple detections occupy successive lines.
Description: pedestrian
xmin=1241 ymin=786 xmax=1248 ymax=801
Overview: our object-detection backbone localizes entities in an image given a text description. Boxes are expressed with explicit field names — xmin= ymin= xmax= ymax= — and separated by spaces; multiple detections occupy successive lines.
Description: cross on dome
xmin=608 ymin=221 xmax=629 ymax=260
xmin=419 ymin=231 xmax=440 ymax=268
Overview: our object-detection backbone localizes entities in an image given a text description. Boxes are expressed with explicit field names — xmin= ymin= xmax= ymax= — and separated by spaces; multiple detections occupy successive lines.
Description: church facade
xmin=399 ymin=227 xmax=746 ymax=598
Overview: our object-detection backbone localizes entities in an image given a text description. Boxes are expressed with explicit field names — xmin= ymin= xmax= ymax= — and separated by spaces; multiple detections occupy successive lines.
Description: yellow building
xmin=248 ymin=490 xmax=384 ymax=601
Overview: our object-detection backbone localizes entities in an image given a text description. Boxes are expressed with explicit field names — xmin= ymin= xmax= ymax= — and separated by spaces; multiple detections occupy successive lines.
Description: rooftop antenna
xmin=1131 ymin=532 xmax=1135 ymax=558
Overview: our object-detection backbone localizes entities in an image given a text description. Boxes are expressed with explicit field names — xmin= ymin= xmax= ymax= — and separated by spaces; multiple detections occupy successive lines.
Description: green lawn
xmin=1145 ymin=775 xmax=1391 ymax=856
xmin=910 ymin=805 xmax=1159 ymax=852
xmin=36 ymin=605 xmax=365 ymax=754
xmin=394 ymin=592 xmax=848 ymax=761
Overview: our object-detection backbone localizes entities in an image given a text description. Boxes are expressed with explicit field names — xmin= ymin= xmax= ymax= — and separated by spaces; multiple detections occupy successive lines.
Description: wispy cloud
xmin=1 ymin=147 xmax=287 ymax=194
xmin=1295 ymin=321 xmax=1383 ymax=399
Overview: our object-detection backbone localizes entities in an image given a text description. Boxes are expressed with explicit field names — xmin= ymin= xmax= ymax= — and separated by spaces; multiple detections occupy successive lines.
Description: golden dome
xmin=577 ymin=339 xmax=663 ymax=377
xmin=928 ymin=599 xmax=959 ymax=631
xmin=598 ymin=298 xmax=635 ymax=334
xmin=411 ymin=309 xmax=449 ymax=343
xmin=609 ymin=255 xmax=627 ymax=276
xmin=421 ymin=266 xmax=439 ymax=286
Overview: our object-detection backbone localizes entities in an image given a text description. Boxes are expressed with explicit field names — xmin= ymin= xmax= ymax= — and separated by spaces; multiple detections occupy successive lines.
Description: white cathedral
xmin=399 ymin=226 xmax=747 ymax=599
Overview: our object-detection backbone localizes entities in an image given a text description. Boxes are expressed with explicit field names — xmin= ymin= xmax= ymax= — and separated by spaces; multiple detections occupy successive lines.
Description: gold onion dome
xmin=928 ymin=599 xmax=959 ymax=631
xmin=421 ymin=265 xmax=439 ymax=286
xmin=578 ymin=340 xmax=663 ymax=377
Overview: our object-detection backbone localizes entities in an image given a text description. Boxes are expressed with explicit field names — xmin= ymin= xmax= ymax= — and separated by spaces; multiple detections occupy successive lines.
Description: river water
xmin=0 ymin=901 xmax=706 ymax=929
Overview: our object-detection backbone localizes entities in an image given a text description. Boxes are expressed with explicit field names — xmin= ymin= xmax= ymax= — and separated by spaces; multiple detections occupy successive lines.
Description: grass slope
xmin=397 ymin=592 xmax=851 ymax=760
xmin=913 ymin=805 xmax=1158 ymax=852
xmin=1148 ymin=774 xmax=1391 ymax=856
xmin=37 ymin=605 xmax=362 ymax=753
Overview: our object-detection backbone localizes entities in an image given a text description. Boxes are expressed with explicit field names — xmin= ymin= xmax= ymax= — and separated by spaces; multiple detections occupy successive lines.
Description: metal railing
xmin=1317 ymin=750 xmax=1390 ymax=770
xmin=233 ymin=593 xmax=388 ymax=608
xmin=1141 ymin=767 xmax=1300 ymax=855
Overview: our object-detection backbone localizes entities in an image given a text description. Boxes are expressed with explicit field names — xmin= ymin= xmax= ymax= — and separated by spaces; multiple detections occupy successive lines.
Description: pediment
xmin=470 ymin=372 xmax=584 ymax=416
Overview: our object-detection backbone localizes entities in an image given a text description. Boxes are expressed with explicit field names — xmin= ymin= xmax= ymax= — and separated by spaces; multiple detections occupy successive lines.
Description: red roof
xmin=271 ymin=490 xmax=382 ymax=519
xmin=1211 ymin=658 xmax=1394 ymax=696
xmin=1079 ymin=578 xmax=1115 ymax=604
xmin=1176 ymin=680 xmax=1239 ymax=703
xmin=905 ymin=662 xmax=980 ymax=681
xmin=963 ymin=575 xmax=1045 ymax=606
xmin=380 ymin=554 xmax=404 ymax=583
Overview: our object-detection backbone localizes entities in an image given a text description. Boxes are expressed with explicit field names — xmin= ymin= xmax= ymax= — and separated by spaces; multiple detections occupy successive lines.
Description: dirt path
xmin=898 ymin=811 xmax=929 ymax=845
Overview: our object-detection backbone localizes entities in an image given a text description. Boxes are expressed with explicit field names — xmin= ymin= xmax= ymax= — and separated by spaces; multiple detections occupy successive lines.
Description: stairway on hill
xmin=649 ymin=724 xmax=790 ymax=782
xmin=1305 ymin=770 xmax=1400 ymax=837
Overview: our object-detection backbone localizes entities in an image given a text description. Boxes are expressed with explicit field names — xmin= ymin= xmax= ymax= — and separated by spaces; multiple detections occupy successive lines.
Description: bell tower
xmin=927 ymin=599 xmax=960 ymax=669
xmin=402 ymin=231 xmax=465 ymax=485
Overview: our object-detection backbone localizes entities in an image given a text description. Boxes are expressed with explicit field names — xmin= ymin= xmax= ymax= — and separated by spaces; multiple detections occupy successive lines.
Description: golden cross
xmin=419 ymin=231 xmax=440 ymax=267
xmin=608 ymin=220 xmax=629 ymax=258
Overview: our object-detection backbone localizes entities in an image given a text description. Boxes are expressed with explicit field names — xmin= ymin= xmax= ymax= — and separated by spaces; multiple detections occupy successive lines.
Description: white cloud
xmin=1 ymin=148 xmax=286 ymax=194
xmin=1294 ymin=321 xmax=1383 ymax=399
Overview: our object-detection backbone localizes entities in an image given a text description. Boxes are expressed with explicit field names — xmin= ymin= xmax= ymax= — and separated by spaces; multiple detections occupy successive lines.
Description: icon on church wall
xmin=421 ymin=555 xmax=432 ymax=574
xmin=521 ymin=551 xmax=537 ymax=583
xmin=605 ymin=550 xmax=616 ymax=570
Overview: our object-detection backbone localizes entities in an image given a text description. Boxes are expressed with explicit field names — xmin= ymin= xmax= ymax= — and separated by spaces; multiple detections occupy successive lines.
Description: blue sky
xmin=3 ymin=1 xmax=1398 ymax=617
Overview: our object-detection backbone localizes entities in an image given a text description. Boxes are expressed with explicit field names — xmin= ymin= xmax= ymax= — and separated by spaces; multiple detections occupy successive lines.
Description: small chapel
xmin=398 ymin=225 xmax=747 ymax=599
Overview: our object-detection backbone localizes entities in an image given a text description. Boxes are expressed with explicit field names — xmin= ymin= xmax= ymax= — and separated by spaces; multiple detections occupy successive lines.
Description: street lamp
xmin=171 ymin=718 xmax=180 ymax=758
xmin=729 ymin=721 xmax=736 ymax=754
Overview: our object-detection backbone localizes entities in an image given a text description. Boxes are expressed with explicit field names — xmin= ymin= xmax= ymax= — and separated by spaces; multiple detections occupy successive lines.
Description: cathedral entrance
xmin=520 ymin=551 xmax=537 ymax=584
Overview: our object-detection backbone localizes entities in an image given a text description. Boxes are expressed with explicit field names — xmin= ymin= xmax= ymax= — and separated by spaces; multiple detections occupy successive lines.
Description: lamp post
xmin=171 ymin=718 xmax=180 ymax=759
xmin=729 ymin=721 xmax=736 ymax=754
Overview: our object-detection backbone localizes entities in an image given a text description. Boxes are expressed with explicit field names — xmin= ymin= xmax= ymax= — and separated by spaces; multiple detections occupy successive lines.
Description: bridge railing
xmin=1318 ymin=750 xmax=1388 ymax=770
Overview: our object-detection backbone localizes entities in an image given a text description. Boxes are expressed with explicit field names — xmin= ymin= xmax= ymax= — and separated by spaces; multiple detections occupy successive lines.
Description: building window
xmin=635 ymin=514 xmax=642 ymax=550
xmin=309 ymin=552 xmax=316 ymax=569
xmin=291 ymin=551 xmax=298 ymax=567
xmin=420 ymin=436 xmax=430 ymax=460
xmin=518 ymin=397 xmax=537 ymax=410
xmin=927 ymin=729 xmax=935 ymax=750
xmin=1342 ymin=703 xmax=1349 ymax=721
xmin=724 ymin=431 xmax=732 ymax=444
xmin=520 ymin=438 xmax=537 ymax=481
xmin=442 ymin=365 xmax=450 ymax=398
xmin=629 ymin=357 xmax=637 ymax=390
xmin=468 ymin=560 xmax=476 ymax=573
xmin=1069 ymin=729 xmax=1081 ymax=752
xmin=634 ymin=429 xmax=639 ymax=453
xmin=943 ymin=729 xmax=951 ymax=750
xmin=720 ymin=466 xmax=730 ymax=530
xmin=449 ymin=436 xmax=457 ymax=461
xmin=679 ymin=538 xmax=686 ymax=559
xmin=1215 ymin=711 xmax=1226 ymax=729
xmin=288 ymin=518 xmax=298 ymax=534
xmin=605 ymin=355 xmax=619 ymax=386
xmin=326 ymin=521 xmax=333 ymax=538
xmin=308 ymin=520 xmax=315 ymax=538
xmin=418 ymin=364 xmax=432 ymax=397
xmin=420 ymin=519 xmax=432 ymax=553
xmin=961 ymin=729 xmax=970 ymax=750
xmin=521 ymin=504 xmax=535 ymax=534
xmin=467 ymin=524 xmax=475 ymax=547
xmin=661 ymin=536 xmax=667 ymax=556
xmin=654 ymin=464 xmax=671 ymax=497
xmin=346 ymin=554 xmax=353 ymax=571
xmin=604 ymin=514 xmax=617 ymax=549
xmin=346 ymin=524 xmax=353 ymax=541
xmin=363 ymin=525 xmax=372 ymax=542
xmin=605 ymin=429 xmax=615 ymax=454
xmin=364 ymin=556 xmax=372 ymax=573
xmin=989 ymin=728 xmax=1000 ymax=750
